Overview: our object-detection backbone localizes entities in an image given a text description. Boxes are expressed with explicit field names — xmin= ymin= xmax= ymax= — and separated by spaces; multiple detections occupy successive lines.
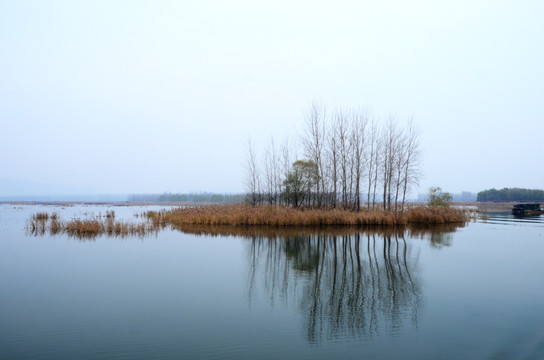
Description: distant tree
xmin=428 ymin=186 xmax=452 ymax=208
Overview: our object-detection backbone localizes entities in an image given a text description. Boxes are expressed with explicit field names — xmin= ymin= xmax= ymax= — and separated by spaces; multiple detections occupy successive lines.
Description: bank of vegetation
xmin=477 ymin=188 xmax=544 ymax=202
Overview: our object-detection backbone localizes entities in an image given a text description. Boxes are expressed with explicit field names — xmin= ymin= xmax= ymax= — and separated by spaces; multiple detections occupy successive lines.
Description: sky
xmin=0 ymin=0 xmax=543 ymax=197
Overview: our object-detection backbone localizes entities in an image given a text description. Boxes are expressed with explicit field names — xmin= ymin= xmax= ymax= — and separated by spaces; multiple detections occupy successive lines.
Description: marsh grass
xmin=26 ymin=212 xmax=160 ymax=239
xmin=145 ymin=204 xmax=468 ymax=228
xmin=27 ymin=205 xmax=467 ymax=239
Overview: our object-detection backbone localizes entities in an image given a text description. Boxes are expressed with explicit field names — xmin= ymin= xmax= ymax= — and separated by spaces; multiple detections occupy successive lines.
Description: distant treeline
xmin=129 ymin=193 xmax=245 ymax=203
xmin=477 ymin=188 xmax=544 ymax=202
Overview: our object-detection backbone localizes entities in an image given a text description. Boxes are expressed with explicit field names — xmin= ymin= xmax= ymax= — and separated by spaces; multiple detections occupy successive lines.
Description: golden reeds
xmin=26 ymin=212 xmax=159 ymax=239
xmin=145 ymin=204 xmax=468 ymax=228
xmin=27 ymin=205 xmax=468 ymax=239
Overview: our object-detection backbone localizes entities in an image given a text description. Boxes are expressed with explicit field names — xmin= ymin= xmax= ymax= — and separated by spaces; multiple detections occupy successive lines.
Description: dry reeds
xmin=145 ymin=204 xmax=468 ymax=228
xmin=26 ymin=205 xmax=468 ymax=239
xmin=26 ymin=211 xmax=160 ymax=239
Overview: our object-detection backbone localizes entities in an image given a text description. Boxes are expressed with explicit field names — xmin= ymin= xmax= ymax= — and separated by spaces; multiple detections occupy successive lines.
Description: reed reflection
xmin=244 ymin=229 xmax=429 ymax=343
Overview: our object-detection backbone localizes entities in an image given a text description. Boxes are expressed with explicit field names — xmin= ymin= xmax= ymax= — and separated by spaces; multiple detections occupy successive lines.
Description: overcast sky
xmin=1 ymin=0 xmax=542 ymax=196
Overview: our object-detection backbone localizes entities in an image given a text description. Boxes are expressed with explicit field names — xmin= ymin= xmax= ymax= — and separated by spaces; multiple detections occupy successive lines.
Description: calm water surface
xmin=1 ymin=204 xmax=543 ymax=359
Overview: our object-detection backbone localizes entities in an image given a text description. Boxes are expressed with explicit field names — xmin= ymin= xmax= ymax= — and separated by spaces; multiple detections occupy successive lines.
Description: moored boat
xmin=512 ymin=203 xmax=543 ymax=215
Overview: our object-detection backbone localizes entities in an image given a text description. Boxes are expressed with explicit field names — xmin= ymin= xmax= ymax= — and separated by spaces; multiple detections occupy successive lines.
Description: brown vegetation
xmin=145 ymin=204 xmax=468 ymax=228
xmin=26 ymin=211 xmax=162 ymax=239
xmin=27 ymin=205 xmax=467 ymax=239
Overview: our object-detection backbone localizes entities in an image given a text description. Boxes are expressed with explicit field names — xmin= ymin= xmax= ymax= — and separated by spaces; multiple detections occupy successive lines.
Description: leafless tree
xmin=381 ymin=117 xmax=398 ymax=210
xmin=244 ymin=103 xmax=422 ymax=212
xmin=263 ymin=137 xmax=281 ymax=205
xmin=350 ymin=109 xmax=368 ymax=211
xmin=245 ymin=137 xmax=261 ymax=206
xmin=280 ymin=138 xmax=293 ymax=206
xmin=302 ymin=101 xmax=326 ymax=207
xmin=335 ymin=109 xmax=351 ymax=209
xmin=400 ymin=118 xmax=421 ymax=211
xmin=366 ymin=117 xmax=379 ymax=210
xmin=325 ymin=118 xmax=339 ymax=208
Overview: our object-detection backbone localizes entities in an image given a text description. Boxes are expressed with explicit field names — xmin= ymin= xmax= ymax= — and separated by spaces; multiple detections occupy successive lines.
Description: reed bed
xmin=146 ymin=204 xmax=468 ymax=228
xmin=27 ymin=205 xmax=467 ymax=239
xmin=26 ymin=212 xmax=161 ymax=238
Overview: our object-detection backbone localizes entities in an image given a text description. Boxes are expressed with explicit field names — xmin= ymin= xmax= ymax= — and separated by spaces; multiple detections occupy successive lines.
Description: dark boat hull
xmin=512 ymin=203 xmax=543 ymax=215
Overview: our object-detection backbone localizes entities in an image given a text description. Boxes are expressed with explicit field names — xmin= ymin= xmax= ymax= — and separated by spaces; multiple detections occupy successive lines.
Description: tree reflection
xmin=244 ymin=229 xmax=427 ymax=343
xmin=408 ymin=223 xmax=462 ymax=248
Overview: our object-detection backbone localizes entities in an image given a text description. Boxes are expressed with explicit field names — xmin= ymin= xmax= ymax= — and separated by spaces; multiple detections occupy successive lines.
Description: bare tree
xmin=325 ymin=117 xmax=339 ymax=208
xmin=400 ymin=118 xmax=422 ymax=210
xmin=302 ymin=101 xmax=326 ymax=207
xmin=393 ymin=126 xmax=407 ymax=212
xmin=280 ymin=138 xmax=293 ymax=206
xmin=243 ymin=103 xmax=422 ymax=212
xmin=245 ymin=137 xmax=261 ymax=206
xmin=381 ymin=116 xmax=398 ymax=210
xmin=335 ymin=109 xmax=351 ymax=209
xmin=263 ymin=137 xmax=280 ymax=205
xmin=366 ymin=117 xmax=379 ymax=210
xmin=350 ymin=109 xmax=368 ymax=211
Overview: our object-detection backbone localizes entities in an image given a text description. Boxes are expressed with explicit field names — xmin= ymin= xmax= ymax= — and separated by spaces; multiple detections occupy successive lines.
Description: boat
xmin=512 ymin=203 xmax=543 ymax=215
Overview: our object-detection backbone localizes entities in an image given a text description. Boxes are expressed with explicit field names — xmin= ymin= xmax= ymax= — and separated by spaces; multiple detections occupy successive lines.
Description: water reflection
xmin=242 ymin=228 xmax=450 ymax=344
xmin=174 ymin=224 xmax=463 ymax=343
xmin=169 ymin=223 xmax=461 ymax=344
xmin=407 ymin=223 xmax=463 ymax=248
xmin=246 ymin=231 xmax=423 ymax=342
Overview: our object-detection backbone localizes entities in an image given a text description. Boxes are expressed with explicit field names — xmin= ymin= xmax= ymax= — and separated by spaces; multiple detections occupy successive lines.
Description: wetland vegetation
xmin=26 ymin=210 xmax=161 ymax=238
xmin=26 ymin=204 xmax=468 ymax=239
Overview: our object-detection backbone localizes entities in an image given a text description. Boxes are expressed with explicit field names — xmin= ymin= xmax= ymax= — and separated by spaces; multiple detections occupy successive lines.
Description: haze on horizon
xmin=1 ymin=1 xmax=542 ymax=197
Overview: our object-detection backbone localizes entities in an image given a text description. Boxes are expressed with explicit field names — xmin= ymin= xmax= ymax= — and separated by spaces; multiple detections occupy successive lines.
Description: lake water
xmin=1 ymin=204 xmax=544 ymax=359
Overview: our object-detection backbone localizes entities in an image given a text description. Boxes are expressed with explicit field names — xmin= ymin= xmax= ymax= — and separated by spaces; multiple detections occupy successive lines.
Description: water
xmin=1 ymin=204 xmax=544 ymax=359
